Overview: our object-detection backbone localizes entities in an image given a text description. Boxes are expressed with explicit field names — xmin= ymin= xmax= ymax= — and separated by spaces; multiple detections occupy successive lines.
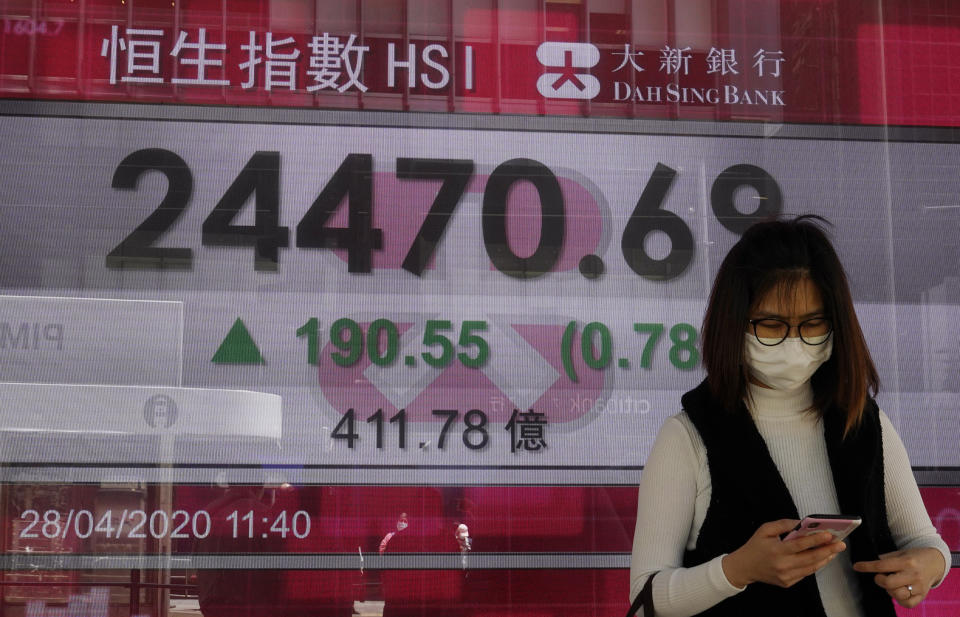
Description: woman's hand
xmin=853 ymin=547 xmax=946 ymax=608
xmin=721 ymin=519 xmax=846 ymax=589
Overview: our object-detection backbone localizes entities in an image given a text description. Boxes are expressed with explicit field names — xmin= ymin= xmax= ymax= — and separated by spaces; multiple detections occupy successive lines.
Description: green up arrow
xmin=211 ymin=318 xmax=266 ymax=364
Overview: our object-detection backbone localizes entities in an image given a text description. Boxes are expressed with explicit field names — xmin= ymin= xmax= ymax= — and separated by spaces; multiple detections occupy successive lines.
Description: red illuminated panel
xmin=6 ymin=485 xmax=958 ymax=558
xmin=279 ymin=570 xmax=360 ymax=615
xmin=1 ymin=567 xmax=956 ymax=617
xmin=0 ymin=483 xmax=956 ymax=615
xmin=360 ymin=568 xmax=631 ymax=617
xmin=921 ymin=486 xmax=960 ymax=552
xmin=168 ymin=485 xmax=640 ymax=555
xmin=1 ymin=0 xmax=958 ymax=127
xmin=0 ymin=569 xmax=630 ymax=617
xmin=896 ymin=571 xmax=960 ymax=617
xmin=3 ymin=485 xmax=639 ymax=556
xmin=2 ymin=572 xmax=76 ymax=604
xmin=857 ymin=23 xmax=960 ymax=127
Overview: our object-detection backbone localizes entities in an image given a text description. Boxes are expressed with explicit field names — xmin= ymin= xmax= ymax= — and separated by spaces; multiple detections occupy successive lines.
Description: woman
xmin=629 ymin=216 xmax=949 ymax=617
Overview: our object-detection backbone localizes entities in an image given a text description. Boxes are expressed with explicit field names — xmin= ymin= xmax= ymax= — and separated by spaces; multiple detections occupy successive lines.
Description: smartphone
xmin=782 ymin=514 xmax=861 ymax=542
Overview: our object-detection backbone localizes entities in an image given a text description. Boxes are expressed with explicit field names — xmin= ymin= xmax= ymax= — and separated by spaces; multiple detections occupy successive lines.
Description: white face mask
xmin=743 ymin=333 xmax=833 ymax=391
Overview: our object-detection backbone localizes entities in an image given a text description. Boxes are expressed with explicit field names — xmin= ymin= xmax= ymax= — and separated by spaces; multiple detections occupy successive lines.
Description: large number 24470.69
xmin=106 ymin=149 xmax=782 ymax=280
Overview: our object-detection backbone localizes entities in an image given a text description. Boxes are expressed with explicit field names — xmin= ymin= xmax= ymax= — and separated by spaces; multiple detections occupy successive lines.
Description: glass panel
xmin=0 ymin=2 xmax=957 ymax=616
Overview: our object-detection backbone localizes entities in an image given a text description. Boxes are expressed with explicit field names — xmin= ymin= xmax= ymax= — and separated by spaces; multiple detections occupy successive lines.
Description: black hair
xmin=700 ymin=215 xmax=879 ymax=435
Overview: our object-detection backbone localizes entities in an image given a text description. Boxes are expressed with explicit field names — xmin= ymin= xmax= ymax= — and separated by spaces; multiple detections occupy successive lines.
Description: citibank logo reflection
xmin=568 ymin=393 xmax=650 ymax=416
xmin=143 ymin=394 xmax=178 ymax=428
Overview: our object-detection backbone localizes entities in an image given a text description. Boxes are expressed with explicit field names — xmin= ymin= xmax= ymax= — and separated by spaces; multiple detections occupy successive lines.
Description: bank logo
xmin=144 ymin=394 xmax=178 ymax=429
xmin=536 ymin=42 xmax=600 ymax=99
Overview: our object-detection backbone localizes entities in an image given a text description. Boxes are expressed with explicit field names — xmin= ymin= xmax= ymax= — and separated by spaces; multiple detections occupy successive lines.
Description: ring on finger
xmin=906 ymin=584 xmax=914 ymax=596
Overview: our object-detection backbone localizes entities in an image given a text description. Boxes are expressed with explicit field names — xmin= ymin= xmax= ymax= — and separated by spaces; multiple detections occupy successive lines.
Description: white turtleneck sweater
xmin=629 ymin=383 xmax=951 ymax=617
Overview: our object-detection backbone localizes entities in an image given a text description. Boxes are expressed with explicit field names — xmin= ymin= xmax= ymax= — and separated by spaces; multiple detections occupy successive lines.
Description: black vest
xmin=679 ymin=380 xmax=897 ymax=617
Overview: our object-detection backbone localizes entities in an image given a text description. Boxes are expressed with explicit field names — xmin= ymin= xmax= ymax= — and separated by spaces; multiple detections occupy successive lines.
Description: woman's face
xmin=749 ymin=277 xmax=827 ymax=341
xmin=746 ymin=276 xmax=832 ymax=390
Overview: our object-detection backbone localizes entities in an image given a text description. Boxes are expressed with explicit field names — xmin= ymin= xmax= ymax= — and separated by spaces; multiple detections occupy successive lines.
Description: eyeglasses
xmin=748 ymin=317 xmax=833 ymax=346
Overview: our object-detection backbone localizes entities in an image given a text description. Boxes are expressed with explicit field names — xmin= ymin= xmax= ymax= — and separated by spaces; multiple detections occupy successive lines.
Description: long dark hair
xmin=700 ymin=215 xmax=879 ymax=435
